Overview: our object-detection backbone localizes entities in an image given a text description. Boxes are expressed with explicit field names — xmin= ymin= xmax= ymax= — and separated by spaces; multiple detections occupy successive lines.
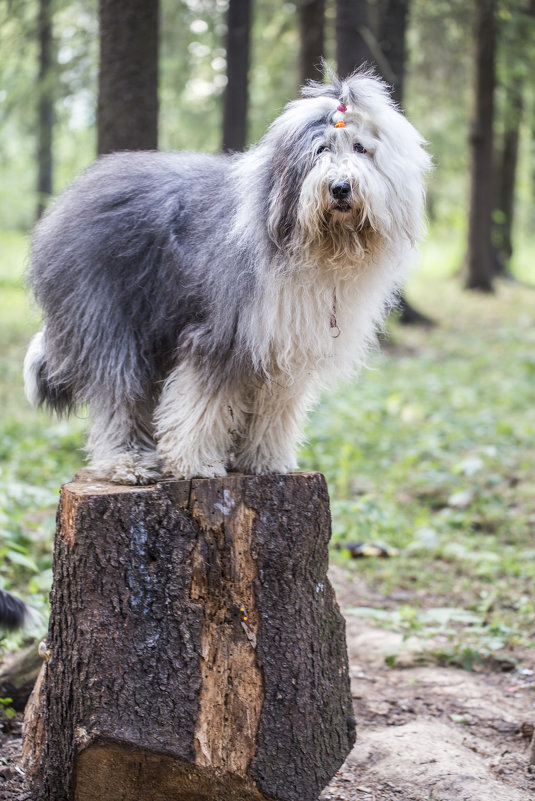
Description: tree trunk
xmin=298 ymin=0 xmax=326 ymax=85
xmin=465 ymin=0 xmax=496 ymax=292
xmin=378 ymin=0 xmax=409 ymax=108
xmin=222 ymin=0 xmax=251 ymax=152
xmin=36 ymin=0 xmax=54 ymax=219
xmin=23 ymin=473 xmax=355 ymax=801
xmin=97 ymin=0 xmax=159 ymax=155
xmin=494 ymin=90 xmax=522 ymax=271
xmin=396 ymin=295 xmax=435 ymax=327
xmin=335 ymin=0 xmax=376 ymax=76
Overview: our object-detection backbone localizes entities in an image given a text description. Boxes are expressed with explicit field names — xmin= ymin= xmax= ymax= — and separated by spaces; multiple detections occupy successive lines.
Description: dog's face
xmin=299 ymin=114 xmax=384 ymax=233
xmin=265 ymin=71 xmax=431 ymax=264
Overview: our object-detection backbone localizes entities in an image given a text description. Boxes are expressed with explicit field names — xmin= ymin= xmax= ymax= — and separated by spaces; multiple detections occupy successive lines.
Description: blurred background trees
xmin=222 ymin=0 xmax=251 ymax=151
xmin=298 ymin=0 xmax=325 ymax=84
xmin=36 ymin=0 xmax=55 ymax=219
xmin=97 ymin=0 xmax=159 ymax=154
xmin=466 ymin=0 xmax=496 ymax=292
xmin=1 ymin=0 xmax=535 ymax=290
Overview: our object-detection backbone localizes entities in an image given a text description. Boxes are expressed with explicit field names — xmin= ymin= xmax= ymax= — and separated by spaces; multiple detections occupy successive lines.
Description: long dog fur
xmin=24 ymin=70 xmax=430 ymax=483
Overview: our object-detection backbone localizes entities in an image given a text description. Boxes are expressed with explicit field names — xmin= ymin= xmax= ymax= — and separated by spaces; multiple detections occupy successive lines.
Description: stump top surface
xmin=65 ymin=472 xmax=324 ymax=497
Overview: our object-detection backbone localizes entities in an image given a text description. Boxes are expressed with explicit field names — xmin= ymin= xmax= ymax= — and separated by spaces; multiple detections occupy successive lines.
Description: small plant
xmin=0 ymin=696 xmax=16 ymax=721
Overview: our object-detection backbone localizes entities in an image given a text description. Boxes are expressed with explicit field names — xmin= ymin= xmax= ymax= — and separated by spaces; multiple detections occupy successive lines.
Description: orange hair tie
xmin=334 ymin=120 xmax=345 ymax=128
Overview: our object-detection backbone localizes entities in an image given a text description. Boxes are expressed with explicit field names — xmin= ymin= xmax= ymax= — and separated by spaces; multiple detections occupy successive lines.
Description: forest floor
xmin=320 ymin=566 xmax=535 ymax=801
xmin=1 ymin=565 xmax=533 ymax=801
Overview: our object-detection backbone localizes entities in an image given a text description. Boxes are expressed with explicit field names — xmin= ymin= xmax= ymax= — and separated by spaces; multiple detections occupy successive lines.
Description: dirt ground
xmin=321 ymin=566 xmax=535 ymax=801
xmin=1 ymin=565 xmax=534 ymax=801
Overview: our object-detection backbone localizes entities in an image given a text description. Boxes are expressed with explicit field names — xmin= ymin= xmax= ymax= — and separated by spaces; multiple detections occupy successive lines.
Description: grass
xmin=0 ymin=232 xmax=86 ymax=634
xmin=1 ymin=228 xmax=534 ymax=663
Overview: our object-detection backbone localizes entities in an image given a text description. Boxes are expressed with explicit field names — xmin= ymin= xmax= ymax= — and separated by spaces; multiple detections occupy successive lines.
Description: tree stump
xmin=23 ymin=472 xmax=355 ymax=801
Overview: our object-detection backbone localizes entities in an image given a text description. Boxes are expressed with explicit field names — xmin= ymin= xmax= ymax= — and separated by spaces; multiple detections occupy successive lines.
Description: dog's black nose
xmin=331 ymin=182 xmax=351 ymax=200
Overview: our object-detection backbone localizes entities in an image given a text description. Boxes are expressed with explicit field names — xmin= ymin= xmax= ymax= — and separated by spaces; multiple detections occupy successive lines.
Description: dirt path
xmin=1 ymin=566 xmax=534 ymax=800
xmin=322 ymin=566 xmax=535 ymax=801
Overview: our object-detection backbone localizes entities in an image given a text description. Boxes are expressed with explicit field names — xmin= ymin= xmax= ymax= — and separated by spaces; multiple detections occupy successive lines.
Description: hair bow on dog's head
xmin=334 ymin=101 xmax=347 ymax=127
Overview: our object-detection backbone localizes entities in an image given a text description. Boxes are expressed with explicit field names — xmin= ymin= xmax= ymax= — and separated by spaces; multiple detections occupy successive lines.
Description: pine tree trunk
xmin=222 ymin=0 xmax=251 ymax=152
xmin=298 ymin=0 xmax=326 ymax=85
xmin=494 ymin=88 xmax=522 ymax=271
xmin=465 ymin=0 xmax=496 ymax=292
xmin=335 ymin=0 xmax=375 ymax=75
xmin=378 ymin=0 xmax=409 ymax=108
xmin=23 ymin=473 xmax=355 ymax=801
xmin=97 ymin=0 xmax=159 ymax=154
xmin=36 ymin=0 xmax=54 ymax=219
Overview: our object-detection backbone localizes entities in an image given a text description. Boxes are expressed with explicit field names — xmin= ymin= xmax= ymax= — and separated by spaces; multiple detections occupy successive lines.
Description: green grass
xmin=0 ymin=232 xmax=86 ymax=631
xmin=1 ymin=228 xmax=534 ymax=662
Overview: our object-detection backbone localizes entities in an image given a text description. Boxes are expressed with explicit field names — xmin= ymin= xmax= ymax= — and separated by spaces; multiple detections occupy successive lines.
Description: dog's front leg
xmin=155 ymin=361 xmax=234 ymax=480
xmin=81 ymin=400 xmax=163 ymax=485
xmin=231 ymin=379 xmax=313 ymax=475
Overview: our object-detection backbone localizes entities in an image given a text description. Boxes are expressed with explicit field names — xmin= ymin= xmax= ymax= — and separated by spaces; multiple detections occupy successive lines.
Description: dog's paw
xmin=164 ymin=457 xmax=228 ymax=480
xmin=231 ymin=454 xmax=299 ymax=476
xmin=77 ymin=454 xmax=164 ymax=486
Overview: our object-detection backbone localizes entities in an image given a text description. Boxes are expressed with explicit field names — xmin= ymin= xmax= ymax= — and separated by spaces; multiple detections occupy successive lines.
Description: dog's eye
xmin=354 ymin=142 xmax=367 ymax=154
xmin=316 ymin=145 xmax=330 ymax=155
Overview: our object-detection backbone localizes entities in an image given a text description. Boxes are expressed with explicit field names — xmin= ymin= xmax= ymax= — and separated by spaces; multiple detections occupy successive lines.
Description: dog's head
xmin=264 ymin=69 xmax=431 ymax=264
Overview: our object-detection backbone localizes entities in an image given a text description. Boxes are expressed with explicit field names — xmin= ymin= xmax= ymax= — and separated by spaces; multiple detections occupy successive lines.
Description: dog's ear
xmin=266 ymin=146 xmax=304 ymax=250
xmin=265 ymin=109 xmax=331 ymax=250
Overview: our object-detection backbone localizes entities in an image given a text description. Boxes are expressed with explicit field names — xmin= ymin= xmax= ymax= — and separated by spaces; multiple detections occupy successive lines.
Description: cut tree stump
xmin=23 ymin=472 xmax=355 ymax=801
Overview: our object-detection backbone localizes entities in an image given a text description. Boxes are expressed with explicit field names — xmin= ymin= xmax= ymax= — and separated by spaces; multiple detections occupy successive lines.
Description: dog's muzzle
xmin=330 ymin=181 xmax=352 ymax=211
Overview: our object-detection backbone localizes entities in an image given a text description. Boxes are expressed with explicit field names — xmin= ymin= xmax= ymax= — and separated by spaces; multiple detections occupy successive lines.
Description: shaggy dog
xmin=24 ymin=70 xmax=430 ymax=484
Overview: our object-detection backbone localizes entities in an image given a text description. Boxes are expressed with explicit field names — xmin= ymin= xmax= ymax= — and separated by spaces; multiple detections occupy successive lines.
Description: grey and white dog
xmin=24 ymin=70 xmax=430 ymax=484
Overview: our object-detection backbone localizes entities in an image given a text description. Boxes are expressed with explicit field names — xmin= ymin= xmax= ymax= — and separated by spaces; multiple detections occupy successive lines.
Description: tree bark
xmin=378 ymin=0 xmax=410 ymax=108
xmin=23 ymin=473 xmax=355 ymax=801
xmin=335 ymin=0 xmax=376 ymax=76
xmin=465 ymin=0 xmax=496 ymax=292
xmin=222 ymin=0 xmax=251 ymax=152
xmin=97 ymin=0 xmax=159 ymax=154
xmin=494 ymin=90 xmax=522 ymax=271
xmin=298 ymin=0 xmax=326 ymax=85
xmin=36 ymin=0 xmax=54 ymax=219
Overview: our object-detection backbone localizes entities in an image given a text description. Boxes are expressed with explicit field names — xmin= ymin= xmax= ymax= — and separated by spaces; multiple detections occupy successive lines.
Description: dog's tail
xmin=0 ymin=588 xmax=29 ymax=631
xmin=23 ymin=329 xmax=75 ymax=416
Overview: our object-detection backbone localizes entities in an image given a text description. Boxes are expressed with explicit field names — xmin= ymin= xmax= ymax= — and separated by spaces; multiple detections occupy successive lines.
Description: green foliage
xmin=0 ymin=697 xmax=17 ymax=720
xmin=0 ymin=231 xmax=85 ymax=636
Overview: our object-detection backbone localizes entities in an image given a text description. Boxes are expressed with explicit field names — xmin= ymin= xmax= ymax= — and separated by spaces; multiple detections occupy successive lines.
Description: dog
xmin=0 ymin=589 xmax=28 ymax=631
xmin=24 ymin=69 xmax=430 ymax=485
